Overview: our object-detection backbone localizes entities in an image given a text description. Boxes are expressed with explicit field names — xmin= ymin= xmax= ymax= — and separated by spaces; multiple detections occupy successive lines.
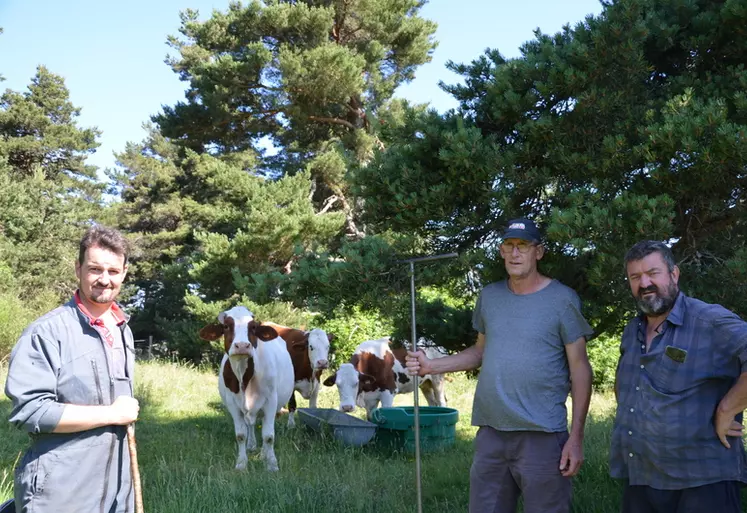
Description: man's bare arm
xmin=566 ymin=337 xmax=592 ymax=442
xmin=407 ymin=333 xmax=485 ymax=376
xmin=715 ymin=372 xmax=747 ymax=448
xmin=53 ymin=396 xmax=139 ymax=434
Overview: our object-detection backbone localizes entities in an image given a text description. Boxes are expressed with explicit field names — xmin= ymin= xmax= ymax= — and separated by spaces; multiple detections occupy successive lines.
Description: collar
xmin=666 ymin=291 xmax=686 ymax=326
xmin=74 ymin=290 xmax=127 ymax=326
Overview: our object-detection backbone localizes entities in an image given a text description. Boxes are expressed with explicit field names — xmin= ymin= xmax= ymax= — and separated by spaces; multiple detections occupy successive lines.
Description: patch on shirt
xmin=664 ymin=345 xmax=687 ymax=363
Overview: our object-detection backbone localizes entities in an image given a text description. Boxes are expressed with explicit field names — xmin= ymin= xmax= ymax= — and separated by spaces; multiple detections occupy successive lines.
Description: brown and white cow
xmin=391 ymin=342 xmax=449 ymax=407
xmin=199 ymin=306 xmax=295 ymax=472
xmin=323 ymin=338 xmax=450 ymax=417
xmin=262 ymin=323 xmax=333 ymax=414
xmin=322 ymin=337 xmax=406 ymax=418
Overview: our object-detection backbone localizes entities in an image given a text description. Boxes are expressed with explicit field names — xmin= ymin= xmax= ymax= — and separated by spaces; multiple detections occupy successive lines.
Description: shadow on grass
xmin=128 ymin=402 xmax=472 ymax=512
xmin=0 ymin=397 xmax=628 ymax=512
xmin=3 ymin=391 xmax=746 ymax=513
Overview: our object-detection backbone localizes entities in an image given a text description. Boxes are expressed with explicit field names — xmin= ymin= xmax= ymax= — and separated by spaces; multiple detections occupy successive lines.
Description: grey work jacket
xmin=4 ymin=296 xmax=136 ymax=513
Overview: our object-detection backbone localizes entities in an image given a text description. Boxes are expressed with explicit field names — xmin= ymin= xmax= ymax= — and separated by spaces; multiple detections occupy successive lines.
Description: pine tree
xmin=113 ymin=1 xmax=437 ymax=357
xmin=155 ymin=0 xmax=437 ymax=237
xmin=0 ymin=66 xmax=104 ymax=303
xmin=357 ymin=0 xmax=747 ymax=336
xmin=110 ymin=128 xmax=345 ymax=349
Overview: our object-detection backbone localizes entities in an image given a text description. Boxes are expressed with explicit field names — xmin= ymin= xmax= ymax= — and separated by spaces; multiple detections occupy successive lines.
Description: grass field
xmin=1 ymin=360 xmax=745 ymax=512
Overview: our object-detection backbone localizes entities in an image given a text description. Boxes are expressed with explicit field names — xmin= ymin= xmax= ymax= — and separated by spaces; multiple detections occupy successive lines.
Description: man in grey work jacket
xmin=5 ymin=225 xmax=140 ymax=513
xmin=611 ymin=240 xmax=747 ymax=512
xmin=406 ymin=218 xmax=594 ymax=513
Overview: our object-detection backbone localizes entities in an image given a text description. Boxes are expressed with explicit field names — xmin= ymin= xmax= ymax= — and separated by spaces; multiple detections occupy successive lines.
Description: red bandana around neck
xmin=74 ymin=290 xmax=126 ymax=347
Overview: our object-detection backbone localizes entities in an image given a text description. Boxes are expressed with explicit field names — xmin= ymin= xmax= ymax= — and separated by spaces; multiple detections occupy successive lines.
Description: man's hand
xmin=715 ymin=408 xmax=744 ymax=449
xmin=405 ymin=350 xmax=433 ymax=377
xmin=110 ymin=396 xmax=140 ymax=425
xmin=559 ymin=436 xmax=584 ymax=477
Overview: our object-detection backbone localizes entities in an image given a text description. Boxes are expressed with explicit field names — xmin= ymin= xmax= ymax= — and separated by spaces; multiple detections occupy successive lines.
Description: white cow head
xmin=198 ymin=306 xmax=278 ymax=358
xmin=307 ymin=328 xmax=332 ymax=371
xmin=322 ymin=363 xmax=375 ymax=412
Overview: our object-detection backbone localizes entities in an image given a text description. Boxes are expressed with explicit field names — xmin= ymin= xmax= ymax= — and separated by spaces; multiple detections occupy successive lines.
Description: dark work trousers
xmin=469 ymin=426 xmax=572 ymax=513
xmin=621 ymin=481 xmax=742 ymax=513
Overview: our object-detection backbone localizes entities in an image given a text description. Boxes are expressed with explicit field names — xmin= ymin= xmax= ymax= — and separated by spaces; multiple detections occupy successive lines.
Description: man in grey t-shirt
xmin=406 ymin=218 xmax=594 ymax=513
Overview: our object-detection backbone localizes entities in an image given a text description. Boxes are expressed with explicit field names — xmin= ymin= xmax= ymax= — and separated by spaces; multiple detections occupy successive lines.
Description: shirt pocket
xmin=15 ymin=449 xmax=56 ymax=501
xmin=57 ymin=347 xmax=107 ymax=406
xmin=648 ymin=349 xmax=690 ymax=393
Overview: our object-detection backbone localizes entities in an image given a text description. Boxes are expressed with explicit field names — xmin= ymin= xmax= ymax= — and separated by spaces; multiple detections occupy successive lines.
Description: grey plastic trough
xmin=0 ymin=499 xmax=14 ymax=513
xmin=297 ymin=408 xmax=377 ymax=447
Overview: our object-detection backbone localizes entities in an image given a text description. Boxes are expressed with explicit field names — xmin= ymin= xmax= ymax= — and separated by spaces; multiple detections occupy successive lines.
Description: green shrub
xmin=0 ymin=291 xmax=54 ymax=363
xmin=319 ymin=305 xmax=394 ymax=365
xmin=587 ymin=334 xmax=620 ymax=390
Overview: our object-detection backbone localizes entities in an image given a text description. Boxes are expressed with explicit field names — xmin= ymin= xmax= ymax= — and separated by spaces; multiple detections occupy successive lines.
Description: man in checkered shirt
xmin=610 ymin=240 xmax=747 ymax=512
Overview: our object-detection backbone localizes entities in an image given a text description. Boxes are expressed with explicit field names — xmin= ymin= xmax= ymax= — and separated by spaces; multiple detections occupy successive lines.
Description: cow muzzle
xmin=315 ymin=360 xmax=329 ymax=370
xmin=231 ymin=342 xmax=252 ymax=356
xmin=340 ymin=404 xmax=354 ymax=413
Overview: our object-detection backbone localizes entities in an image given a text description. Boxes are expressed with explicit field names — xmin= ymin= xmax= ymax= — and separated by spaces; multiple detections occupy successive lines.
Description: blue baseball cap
xmin=501 ymin=218 xmax=542 ymax=243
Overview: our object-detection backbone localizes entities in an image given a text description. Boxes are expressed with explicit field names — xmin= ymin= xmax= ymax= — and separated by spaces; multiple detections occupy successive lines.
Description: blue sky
xmin=0 ymin=0 xmax=603 ymax=171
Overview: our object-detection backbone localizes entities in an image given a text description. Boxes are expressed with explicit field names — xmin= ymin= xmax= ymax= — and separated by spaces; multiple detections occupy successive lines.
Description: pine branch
xmin=317 ymin=194 xmax=339 ymax=215
xmin=308 ymin=116 xmax=356 ymax=130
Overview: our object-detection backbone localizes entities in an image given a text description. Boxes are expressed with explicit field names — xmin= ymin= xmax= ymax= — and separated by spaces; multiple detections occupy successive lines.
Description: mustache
xmin=638 ymin=285 xmax=658 ymax=296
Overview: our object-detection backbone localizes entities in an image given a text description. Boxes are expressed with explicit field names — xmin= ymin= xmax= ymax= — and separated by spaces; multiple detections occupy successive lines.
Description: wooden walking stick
xmin=127 ymin=423 xmax=144 ymax=513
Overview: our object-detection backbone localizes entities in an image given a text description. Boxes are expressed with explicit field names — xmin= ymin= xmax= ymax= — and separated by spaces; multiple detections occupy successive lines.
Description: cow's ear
xmin=326 ymin=332 xmax=335 ymax=343
xmin=199 ymin=324 xmax=224 ymax=341
xmin=255 ymin=325 xmax=278 ymax=342
xmin=323 ymin=373 xmax=337 ymax=386
xmin=359 ymin=373 xmax=377 ymax=391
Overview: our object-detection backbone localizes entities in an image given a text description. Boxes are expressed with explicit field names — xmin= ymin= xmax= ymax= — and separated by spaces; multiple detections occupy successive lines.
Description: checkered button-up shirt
xmin=610 ymin=292 xmax=747 ymax=489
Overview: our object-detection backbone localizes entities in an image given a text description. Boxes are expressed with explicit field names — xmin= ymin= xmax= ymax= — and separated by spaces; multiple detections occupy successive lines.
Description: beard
xmin=634 ymin=280 xmax=679 ymax=316
xmin=89 ymin=286 xmax=118 ymax=303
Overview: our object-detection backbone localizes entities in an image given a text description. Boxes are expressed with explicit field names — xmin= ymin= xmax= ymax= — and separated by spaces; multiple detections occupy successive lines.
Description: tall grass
xmin=1 ymin=361 xmax=745 ymax=512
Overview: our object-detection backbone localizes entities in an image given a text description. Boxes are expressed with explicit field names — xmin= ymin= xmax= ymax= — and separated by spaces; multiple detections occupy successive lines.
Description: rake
xmin=400 ymin=252 xmax=459 ymax=513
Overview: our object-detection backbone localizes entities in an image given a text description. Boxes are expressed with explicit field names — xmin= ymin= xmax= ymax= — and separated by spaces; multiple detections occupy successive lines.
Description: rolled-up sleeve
xmin=5 ymin=331 xmax=65 ymax=433
xmin=736 ymin=340 xmax=747 ymax=374
xmin=711 ymin=308 xmax=747 ymax=374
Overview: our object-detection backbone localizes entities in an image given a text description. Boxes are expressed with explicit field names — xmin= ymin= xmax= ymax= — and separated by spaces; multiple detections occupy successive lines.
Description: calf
xmin=323 ymin=338 xmax=407 ymax=418
xmin=199 ymin=306 xmax=295 ymax=472
xmin=262 ymin=323 xmax=332 ymax=414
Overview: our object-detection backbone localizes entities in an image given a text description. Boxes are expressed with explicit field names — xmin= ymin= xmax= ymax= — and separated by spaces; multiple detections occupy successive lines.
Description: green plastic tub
xmin=370 ymin=406 xmax=459 ymax=454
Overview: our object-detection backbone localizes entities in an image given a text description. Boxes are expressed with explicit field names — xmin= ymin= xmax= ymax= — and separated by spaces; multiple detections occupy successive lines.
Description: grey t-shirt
xmin=472 ymin=279 xmax=593 ymax=432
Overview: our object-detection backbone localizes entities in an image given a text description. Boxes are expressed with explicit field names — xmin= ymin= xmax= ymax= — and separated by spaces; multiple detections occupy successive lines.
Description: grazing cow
xmin=391 ymin=343 xmax=449 ymax=407
xmin=324 ymin=338 xmax=451 ymax=417
xmin=199 ymin=306 xmax=295 ymax=472
xmin=262 ymin=322 xmax=333 ymax=413
xmin=323 ymin=338 xmax=396 ymax=418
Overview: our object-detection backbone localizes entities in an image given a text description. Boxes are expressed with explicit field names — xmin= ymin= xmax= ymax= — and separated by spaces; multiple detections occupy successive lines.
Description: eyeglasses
xmin=500 ymin=241 xmax=536 ymax=254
